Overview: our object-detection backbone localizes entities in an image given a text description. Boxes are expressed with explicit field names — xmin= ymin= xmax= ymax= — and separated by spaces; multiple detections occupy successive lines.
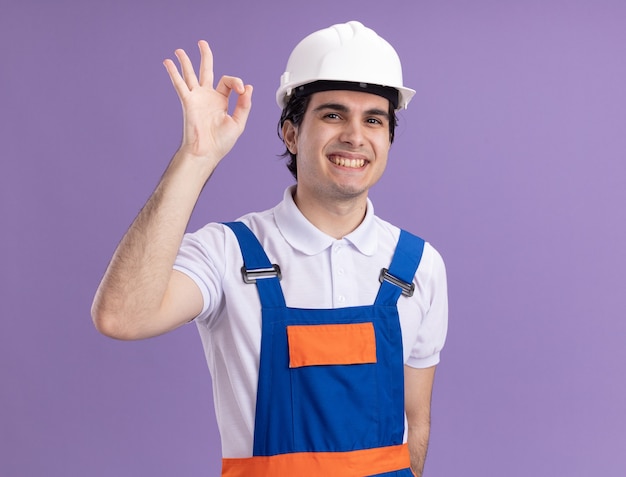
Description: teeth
xmin=330 ymin=156 xmax=366 ymax=168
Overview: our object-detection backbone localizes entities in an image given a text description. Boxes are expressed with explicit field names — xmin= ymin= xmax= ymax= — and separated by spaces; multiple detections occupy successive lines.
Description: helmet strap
xmin=293 ymin=80 xmax=399 ymax=110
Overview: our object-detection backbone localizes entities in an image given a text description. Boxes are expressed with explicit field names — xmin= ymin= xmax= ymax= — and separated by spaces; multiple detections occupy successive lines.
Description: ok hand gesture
xmin=163 ymin=41 xmax=253 ymax=167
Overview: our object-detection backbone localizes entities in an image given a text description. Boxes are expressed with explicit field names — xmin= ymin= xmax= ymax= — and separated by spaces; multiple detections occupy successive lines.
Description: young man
xmin=92 ymin=21 xmax=447 ymax=477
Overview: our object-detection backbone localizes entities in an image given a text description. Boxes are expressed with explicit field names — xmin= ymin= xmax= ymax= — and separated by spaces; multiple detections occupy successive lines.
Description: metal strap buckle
xmin=379 ymin=268 xmax=415 ymax=297
xmin=241 ymin=264 xmax=282 ymax=284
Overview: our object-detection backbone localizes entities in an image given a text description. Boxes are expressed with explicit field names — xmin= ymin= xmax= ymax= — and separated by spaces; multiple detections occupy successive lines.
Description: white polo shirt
xmin=174 ymin=185 xmax=448 ymax=458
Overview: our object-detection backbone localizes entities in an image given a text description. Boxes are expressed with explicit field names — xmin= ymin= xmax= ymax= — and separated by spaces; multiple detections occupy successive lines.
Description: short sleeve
xmin=173 ymin=224 xmax=228 ymax=325
xmin=405 ymin=243 xmax=448 ymax=369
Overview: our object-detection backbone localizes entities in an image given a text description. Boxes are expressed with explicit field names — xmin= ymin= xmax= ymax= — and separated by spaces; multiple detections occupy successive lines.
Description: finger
xmin=174 ymin=48 xmax=199 ymax=89
xmin=163 ymin=58 xmax=190 ymax=98
xmin=215 ymin=75 xmax=246 ymax=98
xmin=197 ymin=40 xmax=214 ymax=88
xmin=231 ymin=84 xmax=254 ymax=127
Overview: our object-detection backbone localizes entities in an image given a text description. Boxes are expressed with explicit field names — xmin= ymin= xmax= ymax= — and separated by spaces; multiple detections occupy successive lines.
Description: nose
xmin=339 ymin=119 xmax=365 ymax=147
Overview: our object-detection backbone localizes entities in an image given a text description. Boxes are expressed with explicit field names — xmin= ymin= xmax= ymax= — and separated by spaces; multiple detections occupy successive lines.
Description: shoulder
xmin=373 ymin=216 xmax=446 ymax=277
xmin=184 ymin=205 xmax=278 ymax=246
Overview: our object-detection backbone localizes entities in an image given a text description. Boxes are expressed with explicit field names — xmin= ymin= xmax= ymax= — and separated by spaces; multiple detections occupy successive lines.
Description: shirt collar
xmin=274 ymin=185 xmax=378 ymax=256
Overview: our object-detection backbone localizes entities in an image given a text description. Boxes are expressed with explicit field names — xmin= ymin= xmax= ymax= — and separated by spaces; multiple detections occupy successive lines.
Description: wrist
xmin=171 ymin=147 xmax=221 ymax=182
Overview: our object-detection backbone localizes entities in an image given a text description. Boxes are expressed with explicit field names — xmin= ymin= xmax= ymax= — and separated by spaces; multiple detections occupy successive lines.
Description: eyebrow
xmin=312 ymin=102 xmax=390 ymax=120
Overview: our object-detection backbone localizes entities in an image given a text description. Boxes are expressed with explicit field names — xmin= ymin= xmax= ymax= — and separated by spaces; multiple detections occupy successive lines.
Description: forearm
xmin=91 ymin=150 xmax=214 ymax=338
xmin=407 ymin=419 xmax=430 ymax=477
xmin=404 ymin=365 xmax=436 ymax=477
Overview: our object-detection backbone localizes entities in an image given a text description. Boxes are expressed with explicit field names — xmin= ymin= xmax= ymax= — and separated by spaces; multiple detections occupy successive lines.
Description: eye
xmin=324 ymin=113 xmax=341 ymax=120
xmin=366 ymin=117 xmax=384 ymax=125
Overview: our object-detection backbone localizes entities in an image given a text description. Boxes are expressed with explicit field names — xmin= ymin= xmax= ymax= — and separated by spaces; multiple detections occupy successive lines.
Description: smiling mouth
xmin=329 ymin=155 xmax=366 ymax=169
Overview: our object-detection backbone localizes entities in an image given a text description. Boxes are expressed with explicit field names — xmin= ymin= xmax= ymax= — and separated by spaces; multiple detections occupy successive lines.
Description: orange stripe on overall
xmin=222 ymin=443 xmax=411 ymax=477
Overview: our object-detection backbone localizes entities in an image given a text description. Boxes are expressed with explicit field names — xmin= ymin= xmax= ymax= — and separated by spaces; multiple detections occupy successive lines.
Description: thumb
xmin=231 ymin=85 xmax=253 ymax=128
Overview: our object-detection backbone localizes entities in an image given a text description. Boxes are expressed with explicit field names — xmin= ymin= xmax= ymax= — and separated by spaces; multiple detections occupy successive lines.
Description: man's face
xmin=283 ymin=90 xmax=392 ymax=205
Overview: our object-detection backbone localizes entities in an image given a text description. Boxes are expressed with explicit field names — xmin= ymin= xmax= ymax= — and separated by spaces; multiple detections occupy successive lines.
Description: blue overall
xmin=222 ymin=222 xmax=424 ymax=477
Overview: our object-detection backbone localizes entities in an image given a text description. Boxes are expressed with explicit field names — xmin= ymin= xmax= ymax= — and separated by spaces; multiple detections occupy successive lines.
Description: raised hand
xmin=163 ymin=40 xmax=253 ymax=166
xmin=92 ymin=42 xmax=253 ymax=340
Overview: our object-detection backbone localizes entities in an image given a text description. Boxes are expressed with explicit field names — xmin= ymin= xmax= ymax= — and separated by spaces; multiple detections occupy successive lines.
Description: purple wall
xmin=2 ymin=1 xmax=625 ymax=475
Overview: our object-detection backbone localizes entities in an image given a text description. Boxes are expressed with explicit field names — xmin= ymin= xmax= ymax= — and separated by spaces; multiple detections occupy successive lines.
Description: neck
xmin=293 ymin=187 xmax=368 ymax=239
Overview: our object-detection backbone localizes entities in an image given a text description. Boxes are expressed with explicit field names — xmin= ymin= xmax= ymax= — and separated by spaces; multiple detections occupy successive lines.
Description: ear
xmin=282 ymin=120 xmax=298 ymax=154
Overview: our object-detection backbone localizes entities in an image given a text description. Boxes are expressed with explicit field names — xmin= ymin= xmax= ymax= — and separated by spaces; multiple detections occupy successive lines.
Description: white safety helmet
xmin=276 ymin=21 xmax=415 ymax=110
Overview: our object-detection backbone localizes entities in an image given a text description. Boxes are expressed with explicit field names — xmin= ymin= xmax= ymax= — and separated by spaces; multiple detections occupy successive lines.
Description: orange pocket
xmin=287 ymin=323 xmax=377 ymax=368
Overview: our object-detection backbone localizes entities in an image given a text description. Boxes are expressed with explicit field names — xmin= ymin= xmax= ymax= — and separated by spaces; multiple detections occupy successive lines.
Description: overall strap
xmin=223 ymin=222 xmax=286 ymax=308
xmin=375 ymin=229 xmax=425 ymax=306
